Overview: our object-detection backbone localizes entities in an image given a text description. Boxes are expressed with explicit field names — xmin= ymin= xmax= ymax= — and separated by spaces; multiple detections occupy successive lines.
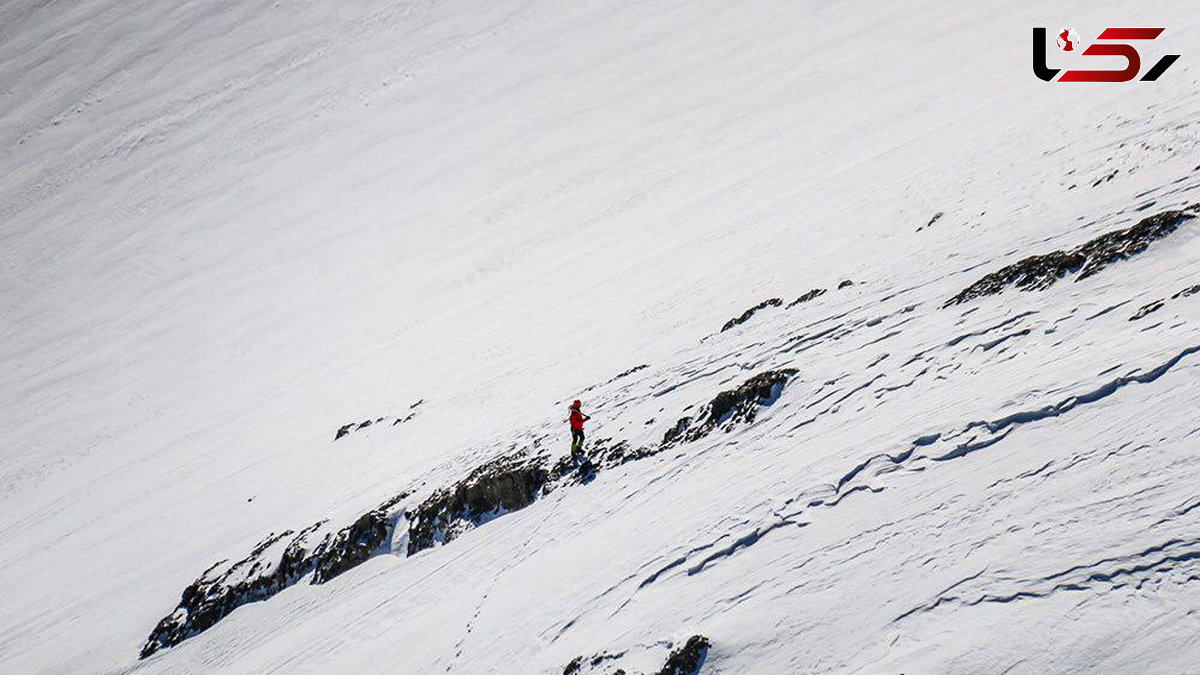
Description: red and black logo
xmin=1033 ymin=27 xmax=1180 ymax=82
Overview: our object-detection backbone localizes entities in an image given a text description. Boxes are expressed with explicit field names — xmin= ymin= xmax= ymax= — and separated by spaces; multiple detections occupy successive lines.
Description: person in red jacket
xmin=568 ymin=400 xmax=590 ymax=456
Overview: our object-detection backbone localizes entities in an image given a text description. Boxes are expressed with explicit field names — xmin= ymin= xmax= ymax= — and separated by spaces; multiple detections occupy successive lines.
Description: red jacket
xmin=569 ymin=409 xmax=587 ymax=430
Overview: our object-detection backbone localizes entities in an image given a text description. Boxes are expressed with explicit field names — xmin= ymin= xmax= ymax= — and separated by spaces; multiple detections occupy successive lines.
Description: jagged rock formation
xmin=143 ymin=373 xmax=795 ymax=658
xmin=563 ymin=635 xmax=710 ymax=675
xmin=313 ymin=492 xmax=408 ymax=583
xmin=722 ymin=298 xmax=782 ymax=332
xmin=407 ymin=453 xmax=549 ymax=555
xmin=838 ymin=279 xmax=854 ymax=289
xmin=657 ymin=635 xmax=710 ymax=675
xmin=141 ymin=493 xmax=408 ymax=658
xmin=946 ymin=209 xmax=1195 ymax=307
xmin=789 ymin=288 xmax=827 ymax=307
xmin=334 ymin=400 xmax=423 ymax=440
xmin=662 ymin=369 xmax=797 ymax=446
xmin=141 ymin=522 xmax=327 ymax=658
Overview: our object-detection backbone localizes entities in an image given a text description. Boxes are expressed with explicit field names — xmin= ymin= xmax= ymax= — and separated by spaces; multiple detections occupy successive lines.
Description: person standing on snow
xmin=568 ymin=400 xmax=590 ymax=456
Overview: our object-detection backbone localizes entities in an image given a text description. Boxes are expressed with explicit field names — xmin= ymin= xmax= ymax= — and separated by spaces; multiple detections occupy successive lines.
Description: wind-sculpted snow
xmin=946 ymin=209 xmax=1196 ymax=306
xmin=1130 ymin=282 xmax=1200 ymax=321
xmin=7 ymin=2 xmax=1200 ymax=673
xmin=894 ymin=538 xmax=1200 ymax=622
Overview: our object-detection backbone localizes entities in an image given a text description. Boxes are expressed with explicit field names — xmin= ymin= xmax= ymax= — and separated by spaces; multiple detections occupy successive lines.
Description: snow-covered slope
xmin=2 ymin=1 xmax=1198 ymax=673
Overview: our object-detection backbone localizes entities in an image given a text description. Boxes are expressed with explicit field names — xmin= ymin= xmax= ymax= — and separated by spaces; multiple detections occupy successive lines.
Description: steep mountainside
xmin=2 ymin=1 xmax=1198 ymax=674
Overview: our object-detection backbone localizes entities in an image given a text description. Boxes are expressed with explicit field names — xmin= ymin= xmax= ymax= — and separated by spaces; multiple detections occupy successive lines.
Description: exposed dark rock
xmin=918 ymin=211 xmax=944 ymax=232
xmin=312 ymin=497 xmax=403 ymax=584
xmin=788 ymin=288 xmax=827 ymax=307
xmin=337 ymin=401 xmax=423 ymax=439
xmin=662 ymin=369 xmax=797 ymax=447
xmin=721 ymin=298 xmax=782 ymax=332
xmin=563 ymin=636 xmax=707 ymax=675
xmin=140 ymin=521 xmax=327 ymax=658
xmin=1173 ymin=283 xmax=1200 ymax=299
xmin=656 ymin=635 xmax=710 ymax=675
xmin=612 ymin=364 xmax=649 ymax=381
xmin=406 ymin=454 xmax=549 ymax=555
xmin=1130 ymin=299 xmax=1164 ymax=321
xmin=1092 ymin=169 xmax=1118 ymax=187
xmin=946 ymin=209 xmax=1195 ymax=307
xmin=141 ymin=486 xmax=410 ymax=659
xmin=147 ymin=373 xmax=783 ymax=657
xmin=838 ymin=279 xmax=854 ymax=289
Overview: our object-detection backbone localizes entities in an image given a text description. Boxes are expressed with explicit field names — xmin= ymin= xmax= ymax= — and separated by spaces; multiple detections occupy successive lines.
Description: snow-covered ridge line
xmin=140 ymin=370 xmax=798 ymax=658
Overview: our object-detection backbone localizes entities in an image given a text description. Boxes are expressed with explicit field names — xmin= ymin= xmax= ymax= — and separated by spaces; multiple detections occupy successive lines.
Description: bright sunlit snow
xmin=2 ymin=1 xmax=1198 ymax=673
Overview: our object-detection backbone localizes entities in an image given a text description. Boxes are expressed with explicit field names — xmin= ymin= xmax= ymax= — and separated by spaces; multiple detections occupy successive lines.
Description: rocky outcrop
xmin=313 ymin=493 xmax=408 ymax=583
xmin=141 ymin=521 xmax=328 ymax=658
xmin=141 ymin=489 xmax=411 ymax=659
xmin=837 ymin=279 xmax=854 ymax=289
xmin=946 ymin=209 xmax=1195 ymax=307
xmin=662 ymin=369 xmax=797 ymax=446
xmin=563 ymin=635 xmax=710 ymax=675
xmin=144 ymin=372 xmax=792 ymax=657
xmin=722 ymin=298 xmax=782 ymax=332
xmin=657 ymin=635 xmax=710 ymax=675
xmin=335 ymin=400 xmax=423 ymax=440
xmin=406 ymin=454 xmax=549 ymax=555
xmin=789 ymin=288 xmax=826 ymax=307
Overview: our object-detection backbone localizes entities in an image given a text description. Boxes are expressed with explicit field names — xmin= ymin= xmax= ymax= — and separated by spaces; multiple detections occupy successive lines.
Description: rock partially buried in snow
xmin=563 ymin=635 xmax=710 ymax=675
xmin=406 ymin=453 xmax=549 ymax=555
xmin=662 ymin=369 xmax=797 ymax=447
xmin=656 ymin=635 xmax=711 ymax=675
xmin=721 ymin=298 xmax=783 ymax=332
xmin=945 ymin=208 xmax=1196 ymax=307
xmin=788 ymin=287 xmax=827 ymax=307
xmin=141 ymin=370 xmax=798 ymax=657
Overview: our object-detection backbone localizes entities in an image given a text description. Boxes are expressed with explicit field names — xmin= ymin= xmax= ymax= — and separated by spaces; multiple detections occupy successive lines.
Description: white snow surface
xmin=2 ymin=0 xmax=1200 ymax=673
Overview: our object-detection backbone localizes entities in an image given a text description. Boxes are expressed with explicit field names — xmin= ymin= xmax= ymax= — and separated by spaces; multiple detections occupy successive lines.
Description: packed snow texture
xmin=2 ymin=0 xmax=1199 ymax=673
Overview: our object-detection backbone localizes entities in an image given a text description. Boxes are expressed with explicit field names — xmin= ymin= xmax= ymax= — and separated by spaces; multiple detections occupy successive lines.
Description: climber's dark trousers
xmin=571 ymin=428 xmax=585 ymax=454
